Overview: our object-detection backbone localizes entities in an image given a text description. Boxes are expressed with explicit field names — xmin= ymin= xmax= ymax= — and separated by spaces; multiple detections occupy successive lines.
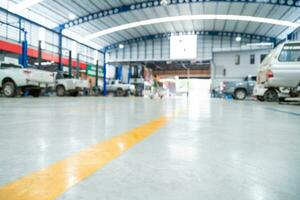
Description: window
xmin=0 ymin=63 xmax=22 ymax=69
xmin=250 ymin=54 xmax=255 ymax=64
xmin=235 ymin=55 xmax=240 ymax=65
xmin=278 ymin=43 xmax=300 ymax=62
xmin=251 ymin=76 xmax=257 ymax=81
xmin=244 ymin=76 xmax=256 ymax=81
xmin=260 ymin=54 xmax=267 ymax=63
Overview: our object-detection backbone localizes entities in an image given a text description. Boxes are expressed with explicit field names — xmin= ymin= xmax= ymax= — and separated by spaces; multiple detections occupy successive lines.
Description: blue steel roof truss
xmin=103 ymin=30 xmax=277 ymax=51
xmin=57 ymin=0 xmax=300 ymax=30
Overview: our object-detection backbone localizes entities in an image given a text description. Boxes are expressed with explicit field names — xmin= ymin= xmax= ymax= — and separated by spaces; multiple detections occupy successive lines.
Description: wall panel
xmin=107 ymin=35 xmax=271 ymax=63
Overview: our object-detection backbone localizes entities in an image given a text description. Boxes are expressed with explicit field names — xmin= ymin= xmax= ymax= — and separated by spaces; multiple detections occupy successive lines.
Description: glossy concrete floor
xmin=0 ymin=97 xmax=300 ymax=200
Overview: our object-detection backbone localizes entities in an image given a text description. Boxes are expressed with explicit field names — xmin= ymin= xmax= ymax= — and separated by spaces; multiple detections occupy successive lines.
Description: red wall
xmin=0 ymin=40 xmax=87 ymax=69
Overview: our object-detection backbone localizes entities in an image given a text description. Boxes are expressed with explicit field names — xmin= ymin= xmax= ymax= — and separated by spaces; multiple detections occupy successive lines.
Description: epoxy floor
xmin=0 ymin=97 xmax=300 ymax=200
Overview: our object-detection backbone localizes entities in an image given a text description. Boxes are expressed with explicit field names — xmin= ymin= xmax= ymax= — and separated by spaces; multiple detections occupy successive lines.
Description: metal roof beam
xmin=9 ymin=0 xmax=45 ymax=12
xmin=57 ymin=0 xmax=300 ymax=30
xmin=103 ymin=30 xmax=277 ymax=51
xmin=0 ymin=7 xmax=104 ymax=54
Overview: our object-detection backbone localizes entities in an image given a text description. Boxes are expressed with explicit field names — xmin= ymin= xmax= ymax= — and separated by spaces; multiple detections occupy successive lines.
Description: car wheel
xmin=56 ymin=85 xmax=65 ymax=97
xmin=234 ymin=89 xmax=247 ymax=100
xmin=278 ymin=97 xmax=286 ymax=103
xmin=3 ymin=81 xmax=16 ymax=97
xmin=257 ymin=96 xmax=265 ymax=102
xmin=115 ymin=88 xmax=124 ymax=97
xmin=289 ymin=90 xmax=299 ymax=98
xmin=30 ymin=89 xmax=41 ymax=97
xmin=264 ymin=89 xmax=278 ymax=102
xmin=70 ymin=91 xmax=79 ymax=97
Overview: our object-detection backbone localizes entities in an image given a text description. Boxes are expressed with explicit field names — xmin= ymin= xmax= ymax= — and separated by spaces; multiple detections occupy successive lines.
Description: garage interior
xmin=0 ymin=0 xmax=300 ymax=200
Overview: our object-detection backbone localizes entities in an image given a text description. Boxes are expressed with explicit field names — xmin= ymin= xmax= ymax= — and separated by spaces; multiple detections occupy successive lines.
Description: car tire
xmin=56 ymin=85 xmax=65 ymax=97
xmin=264 ymin=89 xmax=278 ymax=102
xmin=3 ymin=81 xmax=16 ymax=97
xmin=115 ymin=88 xmax=124 ymax=97
xmin=70 ymin=91 xmax=79 ymax=97
xmin=30 ymin=89 xmax=41 ymax=97
xmin=234 ymin=89 xmax=247 ymax=100
xmin=257 ymin=96 xmax=265 ymax=102
xmin=289 ymin=89 xmax=300 ymax=98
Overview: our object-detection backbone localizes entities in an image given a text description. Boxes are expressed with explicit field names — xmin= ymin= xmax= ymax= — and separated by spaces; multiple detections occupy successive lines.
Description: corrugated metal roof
xmin=5 ymin=0 xmax=300 ymax=48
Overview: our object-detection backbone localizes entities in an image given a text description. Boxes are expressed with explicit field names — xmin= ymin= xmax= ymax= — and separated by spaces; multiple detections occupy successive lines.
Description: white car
xmin=54 ymin=74 xmax=89 ymax=97
xmin=254 ymin=41 xmax=300 ymax=101
xmin=0 ymin=63 xmax=56 ymax=97
xmin=101 ymin=80 xmax=135 ymax=96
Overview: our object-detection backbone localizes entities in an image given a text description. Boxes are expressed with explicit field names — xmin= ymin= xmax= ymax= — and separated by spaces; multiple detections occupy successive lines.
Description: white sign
xmin=170 ymin=35 xmax=197 ymax=60
xmin=4 ymin=57 xmax=18 ymax=65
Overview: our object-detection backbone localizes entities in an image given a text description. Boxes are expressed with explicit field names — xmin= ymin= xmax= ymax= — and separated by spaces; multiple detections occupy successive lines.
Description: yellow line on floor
xmin=0 ymin=116 xmax=168 ymax=200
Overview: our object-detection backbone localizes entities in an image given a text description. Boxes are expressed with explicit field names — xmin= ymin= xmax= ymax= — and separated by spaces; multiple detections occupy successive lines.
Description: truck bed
xmin=25 ymin=68 xmax=56 ymax=84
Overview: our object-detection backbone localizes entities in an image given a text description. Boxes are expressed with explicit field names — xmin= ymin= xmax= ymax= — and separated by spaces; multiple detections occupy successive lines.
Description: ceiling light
xmin=119 ymin=44 xmax=124 ymax=49
xmin=236 ymin=36 xmax=242 ymax=42
xmin=68 ymin=13 xmax=76 ymax=20
xmin=9 ymin=0 xmax=45 ymax=12
xmin=246 ymin=43 xmax=274 ymax=47
xmin=83 ymin=15 xmax=300 ymax=41
xmin=160 ymin=0 xmax=168 ymax=6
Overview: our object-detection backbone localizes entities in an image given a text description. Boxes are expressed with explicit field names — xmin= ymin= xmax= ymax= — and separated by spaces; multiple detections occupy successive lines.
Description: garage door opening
xmin=159 ymin=77 xmax=211 ymax=99
xmin=177 ymin=78 xmax=211 ymax=99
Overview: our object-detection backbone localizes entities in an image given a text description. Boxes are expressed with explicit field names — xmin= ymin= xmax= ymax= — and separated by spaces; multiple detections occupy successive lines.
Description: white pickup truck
xmin=0 ymin=63 xmax=56 ymax=97
xmin=254 ymin=41 xmax=300 ymax=101
xmin=101 ymin=80 xmax=135 ymax=96
xmin=54 ymin=73 xmax=89 ymax=97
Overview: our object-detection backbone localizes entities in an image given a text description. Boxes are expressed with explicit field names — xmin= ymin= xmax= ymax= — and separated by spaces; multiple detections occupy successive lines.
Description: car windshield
xmin=55 ymin=73 xmax=67 ymax=80
xmin=278 ymin=43 xmax=300 ymax=62
xmin=244 ymin=76 xmax=256 ymax=81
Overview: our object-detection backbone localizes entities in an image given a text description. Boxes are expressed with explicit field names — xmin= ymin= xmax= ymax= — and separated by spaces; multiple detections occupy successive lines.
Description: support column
xmin=68 ymin=51 xmax=72 ymax=78
xmin=95 ymin=60 xmax=99 ymax=96
xmin=103 ymin=50 xmax=107 ymax=96
xmin=119 ymin=66 xmax=123 ymax=81
xmin=115 ymin=66 xmax=119 ymax=80
xmin=128 ymin=66 xmax=132 ymax=84
xmin=18 ymin=18 xmax=22 ymax=65
xmin=58 ymin=26 xmax=63 ymax=72
xmin=187 ymin=68 xmax=190 ymax=98
xmin=116 ymin=64 xmax=122 ymax=80
xmin=21 ymin=32 xmax=28 ymax=68
xmin=76 ymin=54 xmax=80 ymax=79
xmin=38 ymin=40 xmax=42 ymax=69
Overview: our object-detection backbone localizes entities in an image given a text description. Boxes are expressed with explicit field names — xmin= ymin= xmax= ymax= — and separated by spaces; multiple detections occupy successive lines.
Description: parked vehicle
xmin=210 ymin=87 xmax=223 ymax=98
xmin=130 ymin=78 xmax=145 ymax=97
xmin=278 ymin=86 xmax=300 ymax=104
xmin=0 ymin=63 xmax=55 ymax=97
xmin=53 ymin=73 xmax=89 ymax=97
xmin=254 ymin=41 xmax=300 ymax=101
xmin=101 ymin=80 xmax=135 ymax=96
xmin=220 ymin=75 xmax=256 ymax=100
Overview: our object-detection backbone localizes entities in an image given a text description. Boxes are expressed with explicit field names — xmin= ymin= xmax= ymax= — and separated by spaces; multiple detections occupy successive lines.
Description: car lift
xmin=279 ymin=87 xmax=300 ymax=105
xmin=279 ymin=97 xmax=300 ymax=105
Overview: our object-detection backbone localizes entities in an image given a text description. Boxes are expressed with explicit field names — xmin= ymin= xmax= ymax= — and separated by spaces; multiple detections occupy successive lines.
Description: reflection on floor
xmin=0 ymin=97 xmax=299 ymax=200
